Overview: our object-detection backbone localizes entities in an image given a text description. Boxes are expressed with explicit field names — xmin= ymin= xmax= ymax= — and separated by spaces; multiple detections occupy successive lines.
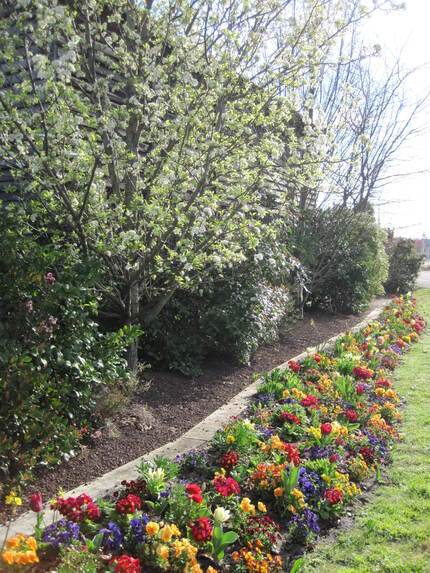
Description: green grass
xmin=300 ymin=289 xmax=430 ymax=573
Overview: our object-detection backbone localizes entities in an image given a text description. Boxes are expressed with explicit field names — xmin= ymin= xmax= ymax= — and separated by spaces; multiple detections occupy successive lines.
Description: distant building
xmin=414 ymin=238 xmax=430 ymax=261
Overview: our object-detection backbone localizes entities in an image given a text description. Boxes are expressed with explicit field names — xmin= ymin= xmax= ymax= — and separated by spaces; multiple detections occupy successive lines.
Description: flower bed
xmin=1 ymin=295 xmax=425 ymax=573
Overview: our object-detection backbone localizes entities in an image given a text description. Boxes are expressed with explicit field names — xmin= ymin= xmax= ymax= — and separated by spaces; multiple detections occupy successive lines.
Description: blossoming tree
xmin=0 ymin=0 xmax=387 ymax=369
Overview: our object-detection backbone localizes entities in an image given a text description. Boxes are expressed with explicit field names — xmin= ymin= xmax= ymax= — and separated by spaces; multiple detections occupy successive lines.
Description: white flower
xmin=213 ymin=506 xmax=231 ymax=524
xmin=146 ymin=467 xmax=165 ymax=481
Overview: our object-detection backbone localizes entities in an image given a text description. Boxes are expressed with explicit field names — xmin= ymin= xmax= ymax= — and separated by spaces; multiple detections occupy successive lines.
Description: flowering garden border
xmin=1 ymin=295 xmax=426 ymax=572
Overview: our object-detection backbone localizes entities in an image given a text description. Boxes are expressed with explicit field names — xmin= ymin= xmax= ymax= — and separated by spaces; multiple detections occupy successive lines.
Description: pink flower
xmin=44 ymin=272 xmax=56 ymax=285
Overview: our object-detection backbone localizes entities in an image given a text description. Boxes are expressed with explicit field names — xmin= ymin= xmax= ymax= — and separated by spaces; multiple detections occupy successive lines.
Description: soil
xmin=1 ymin=299 xmax=384 ymax=524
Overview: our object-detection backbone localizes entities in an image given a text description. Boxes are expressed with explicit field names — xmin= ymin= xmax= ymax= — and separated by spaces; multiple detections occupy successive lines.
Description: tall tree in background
xmin=306 ymin=14 xmax=429 ymax=212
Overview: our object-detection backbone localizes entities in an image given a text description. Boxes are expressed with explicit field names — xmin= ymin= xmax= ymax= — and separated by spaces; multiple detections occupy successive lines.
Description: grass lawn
xmin=300 ymin=288 xmax=430 ymax=573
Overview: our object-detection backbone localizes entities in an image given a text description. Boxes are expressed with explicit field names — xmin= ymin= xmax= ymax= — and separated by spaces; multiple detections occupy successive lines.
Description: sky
xmin=363 ymin=0 xmax=430 ymax=239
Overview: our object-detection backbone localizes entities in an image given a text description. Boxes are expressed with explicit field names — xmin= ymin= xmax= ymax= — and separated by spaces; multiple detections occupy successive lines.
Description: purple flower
xmin=98 ymin=521 xmax=123 ymax=551
xmin=42 ymin=520 xmax=80 ymax=546
xmin=298 ymin=467 xmax=316 ymax=496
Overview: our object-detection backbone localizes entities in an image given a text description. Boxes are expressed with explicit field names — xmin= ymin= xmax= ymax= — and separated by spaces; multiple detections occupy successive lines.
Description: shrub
xmin=384 ymin=237 xmax=424 ymax=294
xmin=0 ymin=218 xmax=135 ymax=484
xmin=143 ymin=252 xmax=299 ymax=376
xmin=294 ymin=207 xmax=388 ymax=313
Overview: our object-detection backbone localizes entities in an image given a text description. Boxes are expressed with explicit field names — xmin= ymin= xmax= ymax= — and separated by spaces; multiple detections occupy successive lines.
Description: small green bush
xmin=384 ymin=237 xmax=424 ymax=294
xmin=294 ymin=207 xmax=388 ymax=313
xmin=143 ymin=254 xmax=297 ymax=376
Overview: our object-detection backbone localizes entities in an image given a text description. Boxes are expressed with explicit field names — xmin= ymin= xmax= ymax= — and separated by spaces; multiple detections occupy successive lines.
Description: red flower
xmin=213 ymin=476 xmax=240 ymax=497
xmin=115 ymin=494 xmax=141 ymax=515
xmin=343 ymin=410 xmax=357 ymax=423
xmin=185 ymin=483 xmax=201 ymax=495
xmin=220 ymin=451 xmax=239 ymax=470
xmin=314 ymin=353 xmax=321 ymax=363
xmin=323 ymin=489 xmax=343 ymax=505
xmin=359 ymin=446 xmax=375 ymax=464
xmin=356 ymin=384 xmax=365 ymax=396
xmin=320 ymin=423 xmax=332 ymax=436
xmin=190 ymin=517 xmax=213 ymax=543
xmin=53 ymin=493 xmax=100 ymax=522
xmin=109 ymin=555 xmax=142 ymax=573
xmin=353 ymin=367 xmax=372 ymax=380
xmin=283 ymin=443 xmax=300 ymax=466
xmin=300 ymin=395 xmax=318 ymax=409
xmin=288 ymin=360 xmax=300 ymax=373
xmin=185 ymin=483 xmax=203 ymax=504
xmin=30 ymin=492 xmax=43 ymax=513
xmin=280 ymin=412 xmax=301 ymax=425
xmin=330 ymin=454 xmax=339 ymax=463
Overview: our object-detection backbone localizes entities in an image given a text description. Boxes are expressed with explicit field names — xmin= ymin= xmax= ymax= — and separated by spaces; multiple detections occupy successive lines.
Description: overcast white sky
xmin=363 ymin=0 xmax=430 ymax=239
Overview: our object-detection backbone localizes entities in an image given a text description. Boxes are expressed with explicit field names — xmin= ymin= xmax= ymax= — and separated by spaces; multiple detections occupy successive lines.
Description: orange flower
xmin=5 ymin=538 xmax=20 ymax=549
xmin=156 ymin=544 xmax=169 ymax=559
xmin=2 ymin=550 xmax=15 ymax=565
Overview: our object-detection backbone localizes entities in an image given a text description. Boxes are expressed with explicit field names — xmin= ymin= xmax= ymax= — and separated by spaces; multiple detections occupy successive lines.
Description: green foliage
xmin=143 ymin=258 xmax=296 ymax=376
xmin=56 ymin=547 xmax=100 ymax=573
xmin=295 ymin=207 xmax=388 ymax=313
xmin=0 ymin=218 xmax=135 ymax=483
xmin=384 ymin=237 xmax=424 ymax=294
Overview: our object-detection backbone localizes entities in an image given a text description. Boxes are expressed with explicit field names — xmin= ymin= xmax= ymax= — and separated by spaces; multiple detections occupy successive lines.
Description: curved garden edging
xmin=0 ymin=299 xmax=388 ymax=539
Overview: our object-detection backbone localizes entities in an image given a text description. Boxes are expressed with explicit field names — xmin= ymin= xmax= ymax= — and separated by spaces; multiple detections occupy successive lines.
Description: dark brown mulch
xmin=0 ymin=299 xmax=384 ymax=524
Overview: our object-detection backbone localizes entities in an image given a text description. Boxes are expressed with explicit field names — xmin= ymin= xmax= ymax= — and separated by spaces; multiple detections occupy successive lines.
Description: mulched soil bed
xmin=1 ymin=300 xmax=383 ymax=524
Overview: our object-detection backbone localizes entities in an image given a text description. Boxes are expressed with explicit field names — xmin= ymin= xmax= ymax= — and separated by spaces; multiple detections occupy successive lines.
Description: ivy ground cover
xmin=1 ymin=295 xmax=426 ymax=573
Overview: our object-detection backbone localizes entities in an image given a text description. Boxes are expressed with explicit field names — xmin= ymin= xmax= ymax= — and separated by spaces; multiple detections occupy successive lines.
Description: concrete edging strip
xmin=1 ymin=299 xmax=388 ymax=537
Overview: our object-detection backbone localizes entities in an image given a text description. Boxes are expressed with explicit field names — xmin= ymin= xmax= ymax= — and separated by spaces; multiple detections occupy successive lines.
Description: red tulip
xmin=30 ymin=492 xmax=43 ymax=513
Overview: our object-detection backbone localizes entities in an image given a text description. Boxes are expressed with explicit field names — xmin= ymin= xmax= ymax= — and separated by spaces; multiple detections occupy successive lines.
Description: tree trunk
xmin=127 ymin=280 xmax=140 ymax=373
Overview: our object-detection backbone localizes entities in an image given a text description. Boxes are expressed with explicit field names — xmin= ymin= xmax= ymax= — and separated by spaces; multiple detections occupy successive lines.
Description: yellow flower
xmin=159 ymin=524 xmax=173 ymax=543
xmin=274 ymin=487 xmax=284 ymax=498
xmin=207 ymin=567 xmax=218 ymax=573
xmin=282 ymin=389 xmax=290 ymax=398
xmin=170 ymin=524 xmax=181 ymax=537
xmin=226 ymin=435 xmax=235 ymax=445
xmin=240 ymin=497 xmax=254 ymax=513
xmin=214 ymin=467 xmax=226 ymax=479
xmin=6 ymin=537 xmax=20 ymax=549
xmin=308 ymin=426 xmax=321 ymax=440
xmin=26 ymin=537 xmax=37 ymax=551
xmin=257 ymin=501 xmax=267 ymax=513
xmin=156 ymin=544 xmax=169 ymax=559
xmin=5 ymin=491 xmax=21 ymax=506
xmin=146 ymin=521 xmax=159 ymax=536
